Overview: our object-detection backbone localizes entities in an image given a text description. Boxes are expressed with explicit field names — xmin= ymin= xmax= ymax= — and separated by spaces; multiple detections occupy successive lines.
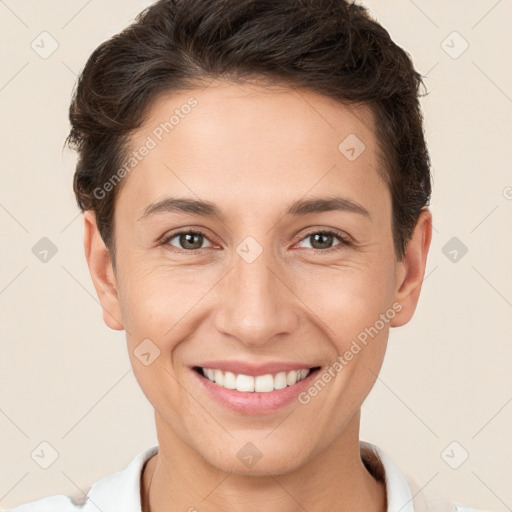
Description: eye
xmin=161 ymin=230 xmax=215 ymax=252
xmin=295 ymin=229 xmax=351 ymax=252
xmin=160 ymin=228 xmax=352 ymax=254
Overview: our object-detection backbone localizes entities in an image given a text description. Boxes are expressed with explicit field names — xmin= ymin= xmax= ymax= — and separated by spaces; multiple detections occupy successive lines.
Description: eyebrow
xmin=137 ymin=195 xmax=371 ymax=221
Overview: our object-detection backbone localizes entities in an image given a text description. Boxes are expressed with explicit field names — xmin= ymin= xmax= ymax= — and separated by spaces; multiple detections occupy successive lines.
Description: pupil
xmin=182 ymin=233 xmax=202 ymax=249
xmin=312 ymin=233 xmax=332 ymax=249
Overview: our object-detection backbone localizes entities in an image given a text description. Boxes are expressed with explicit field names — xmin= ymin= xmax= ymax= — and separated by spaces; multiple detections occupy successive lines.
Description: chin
xmin=199 ymin=438 xmax=314 ymax=476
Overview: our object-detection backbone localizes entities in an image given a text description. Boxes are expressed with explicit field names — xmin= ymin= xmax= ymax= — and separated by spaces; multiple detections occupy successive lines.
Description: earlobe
xmin=390 ymin=208 xmax=433 ymax=328
xmin=83 ymin=211 xmax=124 ymax=331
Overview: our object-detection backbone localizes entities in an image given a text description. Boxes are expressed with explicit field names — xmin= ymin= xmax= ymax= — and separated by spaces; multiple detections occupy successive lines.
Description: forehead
xmin=117 ymin=81 xmax=387 ymax=218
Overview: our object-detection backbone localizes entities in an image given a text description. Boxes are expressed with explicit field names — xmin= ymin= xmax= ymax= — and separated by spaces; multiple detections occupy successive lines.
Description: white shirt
xmin=4 ymin=442 xmax=486 ymax=512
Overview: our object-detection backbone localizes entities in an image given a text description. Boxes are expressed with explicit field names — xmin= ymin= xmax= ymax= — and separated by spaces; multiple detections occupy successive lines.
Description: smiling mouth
xmin=193 ymin=366 xmax=321 ymax=393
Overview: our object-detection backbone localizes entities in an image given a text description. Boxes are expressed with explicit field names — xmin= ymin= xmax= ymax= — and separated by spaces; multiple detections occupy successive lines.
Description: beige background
xmin=1 ymin=0 xmax=511 ymax=509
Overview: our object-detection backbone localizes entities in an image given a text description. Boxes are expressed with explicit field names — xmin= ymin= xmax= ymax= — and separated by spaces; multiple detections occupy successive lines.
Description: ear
xmin=390 ymin=208 xmax=433 ymax=327
xmin=83 ymin=210 xmax=124 ymax=331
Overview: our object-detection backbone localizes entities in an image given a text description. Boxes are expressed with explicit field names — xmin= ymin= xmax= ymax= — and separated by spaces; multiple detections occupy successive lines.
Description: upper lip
xmin=193 ymin=360 xmax=319 ymax=377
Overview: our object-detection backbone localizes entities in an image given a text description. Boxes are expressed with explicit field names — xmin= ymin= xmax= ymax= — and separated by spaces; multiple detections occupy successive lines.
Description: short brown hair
xmin=67 ymin=0 xmax=432 ymax=266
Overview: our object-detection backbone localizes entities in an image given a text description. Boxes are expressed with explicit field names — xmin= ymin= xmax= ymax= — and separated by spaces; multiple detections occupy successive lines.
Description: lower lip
xmin=192 ymin=367 xmax=320 ymax=415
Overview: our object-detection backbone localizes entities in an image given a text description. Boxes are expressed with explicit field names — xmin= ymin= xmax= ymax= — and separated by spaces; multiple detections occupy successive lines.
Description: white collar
xmin=86 ymin=442 xmax=416 ymax=512
xmin=85 ymin=445 xmax=158 ymax=511
xmin=361 ymin=441 xmax=416 ymax=512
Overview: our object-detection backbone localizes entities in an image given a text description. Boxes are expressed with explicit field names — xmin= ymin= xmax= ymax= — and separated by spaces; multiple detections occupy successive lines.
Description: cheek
xmin=294 ymin=259 xmax=396 ymax=340
xmin=118 ymin=260 xmax=218 ymax=349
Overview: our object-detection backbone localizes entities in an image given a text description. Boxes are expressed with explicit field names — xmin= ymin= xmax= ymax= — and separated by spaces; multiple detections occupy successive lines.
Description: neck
xmin=141 ymin=411 xmax=387 ymax=512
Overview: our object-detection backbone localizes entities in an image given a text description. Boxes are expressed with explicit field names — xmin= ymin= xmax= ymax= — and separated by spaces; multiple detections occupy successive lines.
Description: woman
xmin=6 ymin=0 xmax=485 ymax=511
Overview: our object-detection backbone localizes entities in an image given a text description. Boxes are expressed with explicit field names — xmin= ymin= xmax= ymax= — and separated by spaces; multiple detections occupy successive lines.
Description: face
xmin=85 ymin=80 xmax=431 ymax=475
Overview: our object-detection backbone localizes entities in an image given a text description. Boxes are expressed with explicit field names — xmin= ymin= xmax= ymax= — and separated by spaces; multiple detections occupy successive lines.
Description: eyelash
xmin=160 ymin=228 xmax=352 ymax=255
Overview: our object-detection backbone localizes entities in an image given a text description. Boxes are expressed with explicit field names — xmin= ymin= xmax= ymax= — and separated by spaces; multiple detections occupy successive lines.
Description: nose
xmin=213 ymin=244 xmax=299 ymax=348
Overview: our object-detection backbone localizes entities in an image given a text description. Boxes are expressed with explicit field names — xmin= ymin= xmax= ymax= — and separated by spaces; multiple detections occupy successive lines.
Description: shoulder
xmin=360 ymin=441 xmax=493 ymax=512
xmin=1 ymin=494 xmax=84 ymax=512
xmin=3 ymin=445 xmax=158 ymax=512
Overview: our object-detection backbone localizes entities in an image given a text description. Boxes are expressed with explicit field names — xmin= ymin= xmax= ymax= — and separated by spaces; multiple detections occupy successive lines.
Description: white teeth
xmin=223 ymin=371 xmax=237 ymax=389
xmin=236 ymin=374 xmax=255 ymax=392
xmin=200 ymin=367 xmax=312 ymax=392
xmin=214 ymin=369 xmax=224 ymax=386
xmin=274 ymin=371 xmax=288 ymax=390
xmin=286 ymin=370 xmax=298 ymax=386
xmin=254 ymin=374 xmax=274 ymax=393
xmin=298 ymin=369 xmax=309 ymax=380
